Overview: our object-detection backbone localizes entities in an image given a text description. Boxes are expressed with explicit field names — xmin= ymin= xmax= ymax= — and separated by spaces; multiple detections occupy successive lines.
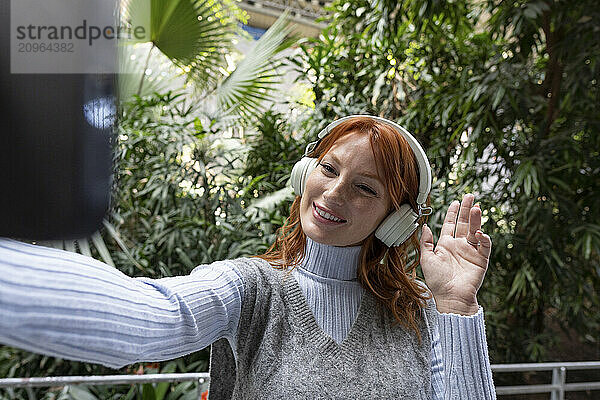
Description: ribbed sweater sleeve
xmin=433 ymin=307 xmax=497 ymax=399
xmin=0 ymin=238 xmax=244 ymax=369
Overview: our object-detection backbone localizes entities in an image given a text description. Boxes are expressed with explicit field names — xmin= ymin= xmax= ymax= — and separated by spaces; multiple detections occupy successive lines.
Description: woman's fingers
xmin=466 ymin=205 xmax=481 ymax=247
xmin=420 ymin=224 xmax=435 ymax=252
xmin=455 ymin=194 xmax=475 ymax=238
xmin=440 ymin=200 xmax=460 ymax=237
xmin=476 ymin=230 xmax=492 ymax=260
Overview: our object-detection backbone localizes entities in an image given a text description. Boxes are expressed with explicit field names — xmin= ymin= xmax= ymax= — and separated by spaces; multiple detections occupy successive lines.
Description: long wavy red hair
xmin=255 ymin=116 xmax=431 ymax=338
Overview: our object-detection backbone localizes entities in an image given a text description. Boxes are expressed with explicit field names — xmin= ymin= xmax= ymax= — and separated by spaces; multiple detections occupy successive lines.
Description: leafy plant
xmin=119 ymin=0 xmax=295 ymax=122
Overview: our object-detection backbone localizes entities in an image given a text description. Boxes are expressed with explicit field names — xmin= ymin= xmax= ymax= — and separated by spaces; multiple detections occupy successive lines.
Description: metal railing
xmin=1 ymin=362 xmax=599 ymax=399
xmin=0 ymin=373 xmax=210 ymax=400
xmin=491 ymin=361 xmax=600 ymax=399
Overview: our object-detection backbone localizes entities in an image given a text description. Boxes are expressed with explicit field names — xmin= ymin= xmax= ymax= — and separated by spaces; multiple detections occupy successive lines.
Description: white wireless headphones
xmin=290 ymin=115 xmax=433 ymax=247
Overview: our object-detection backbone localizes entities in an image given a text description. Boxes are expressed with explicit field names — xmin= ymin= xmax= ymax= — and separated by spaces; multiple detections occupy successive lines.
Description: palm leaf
xmin=36 ymin=235 xmax=115 ymax=267
xmin=34 ymin=220 xmax=146 ymax=272
xmin=77 ymin=237 xmax=92 ymax=257
xmin=121 ymin=0 xmax=239 ymax=93
xmin=118 ymin=43 xmax=179 ymax=100
xmin=89 ymin=231 xmax=116 ymax=266
xmin=216 ymin=11 xmax=296 ymax=121
xmin=102 ymin=219 xmax=147 ymax=273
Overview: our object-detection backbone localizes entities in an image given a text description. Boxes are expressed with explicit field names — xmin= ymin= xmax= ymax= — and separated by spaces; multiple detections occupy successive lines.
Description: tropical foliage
xmin=292 ymin=0 xmax=600 ymax=363
xmin=119 ymin=0 xmax=295 ymax=121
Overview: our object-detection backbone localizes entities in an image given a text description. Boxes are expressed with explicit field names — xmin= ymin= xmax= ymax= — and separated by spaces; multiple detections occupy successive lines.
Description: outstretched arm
xmin=0 ymin=238 xmax=244 ymax=369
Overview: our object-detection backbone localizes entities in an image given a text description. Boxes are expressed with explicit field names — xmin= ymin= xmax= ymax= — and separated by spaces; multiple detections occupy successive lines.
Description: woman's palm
xmin=419 ymin=194 xmax=492 ymax=314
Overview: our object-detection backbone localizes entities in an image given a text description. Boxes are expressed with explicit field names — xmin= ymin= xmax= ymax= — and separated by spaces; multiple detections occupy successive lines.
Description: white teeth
xmin=316 ymin=206 xmax=342 ymax=222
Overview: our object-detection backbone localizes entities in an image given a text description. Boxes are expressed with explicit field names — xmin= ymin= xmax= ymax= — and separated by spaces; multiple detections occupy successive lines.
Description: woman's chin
xmin=304 ymin=229 xmax=335 ymax=246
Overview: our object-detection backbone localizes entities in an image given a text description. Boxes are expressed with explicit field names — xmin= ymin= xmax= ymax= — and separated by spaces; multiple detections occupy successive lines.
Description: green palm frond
xmin=120 ymin=0 xmax=293 ymax=119
xmin=121 ymin=0 xmax=240 ymax=94
xmin=36 ymin=235 xmax=115 ymax=267
xmin=216 ymin=12 xmax=296 ymax=120
xmin=35 ymin=220 xmax=145 ymax=273
xmin=118 ymin=43 xmax=178 ymax=100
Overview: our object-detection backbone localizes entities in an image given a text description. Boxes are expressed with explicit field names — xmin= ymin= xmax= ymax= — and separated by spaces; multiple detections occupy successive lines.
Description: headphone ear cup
xmin=290 ymin=157 xmax=319 ymax=196
xmin=392 ymin=221 xmax=419 ymax=247
xmin=375 ymin=204 xmax=420 ymax=247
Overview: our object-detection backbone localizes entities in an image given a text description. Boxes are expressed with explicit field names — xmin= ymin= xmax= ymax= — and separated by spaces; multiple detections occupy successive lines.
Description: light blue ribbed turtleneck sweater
xmin=0 ymin=237 xmax=496 ymax=398
xmin=291 ymin=237 xmax=364 ymax=344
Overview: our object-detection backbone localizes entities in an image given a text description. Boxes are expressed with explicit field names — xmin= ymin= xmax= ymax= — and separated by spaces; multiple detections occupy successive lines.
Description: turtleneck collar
xmin=298 ymin=236 xmax=362 ymax=281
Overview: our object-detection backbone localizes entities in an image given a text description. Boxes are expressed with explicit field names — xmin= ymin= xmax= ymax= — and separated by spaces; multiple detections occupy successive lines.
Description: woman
xmin=0 ymin=115 xmax=495 ymax=399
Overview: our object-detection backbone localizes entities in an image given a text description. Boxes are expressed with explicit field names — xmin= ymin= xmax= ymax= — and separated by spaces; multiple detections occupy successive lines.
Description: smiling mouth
xmin=313 ymin=202 xmax=347 ymax=223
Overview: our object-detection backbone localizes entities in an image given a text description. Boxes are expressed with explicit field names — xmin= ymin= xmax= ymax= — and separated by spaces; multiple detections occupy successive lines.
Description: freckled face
xmin=299 ymin=132 xmax=391 ymax=247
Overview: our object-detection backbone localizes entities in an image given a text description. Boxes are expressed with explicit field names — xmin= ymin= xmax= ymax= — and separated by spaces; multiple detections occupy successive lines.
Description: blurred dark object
xmin=0 ymin=0 xmax=114 ymax=240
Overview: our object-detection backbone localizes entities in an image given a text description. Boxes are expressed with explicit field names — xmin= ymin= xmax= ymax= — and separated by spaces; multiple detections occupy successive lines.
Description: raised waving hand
xmin=419 ymin=194 xmax=492 ymax=315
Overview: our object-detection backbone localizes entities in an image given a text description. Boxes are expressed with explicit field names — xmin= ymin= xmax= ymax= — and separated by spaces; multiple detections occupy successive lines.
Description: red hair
xmin=255 ymin=116 xmax=431 ymax=338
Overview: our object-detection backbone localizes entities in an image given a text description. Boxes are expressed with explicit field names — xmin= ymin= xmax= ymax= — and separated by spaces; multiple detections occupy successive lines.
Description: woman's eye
xmin=359 ymin=185 xmax=377 ymax=196
xmin=320 ymin=163 xmax=335 ymax=174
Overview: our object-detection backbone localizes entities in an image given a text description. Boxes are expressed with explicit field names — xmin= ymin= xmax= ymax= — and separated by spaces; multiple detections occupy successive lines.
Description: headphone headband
xmin=312 ymin=115 xmax=432 ymax=205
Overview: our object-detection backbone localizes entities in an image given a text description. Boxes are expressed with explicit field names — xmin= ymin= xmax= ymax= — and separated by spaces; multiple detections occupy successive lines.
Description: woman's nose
xmin=322 ymin=178 xmax=348 ymax=205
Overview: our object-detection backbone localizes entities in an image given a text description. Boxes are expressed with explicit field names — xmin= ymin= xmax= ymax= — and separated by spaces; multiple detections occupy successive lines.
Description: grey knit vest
xmin=208 ymin=257 xmax=436 ymax=400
